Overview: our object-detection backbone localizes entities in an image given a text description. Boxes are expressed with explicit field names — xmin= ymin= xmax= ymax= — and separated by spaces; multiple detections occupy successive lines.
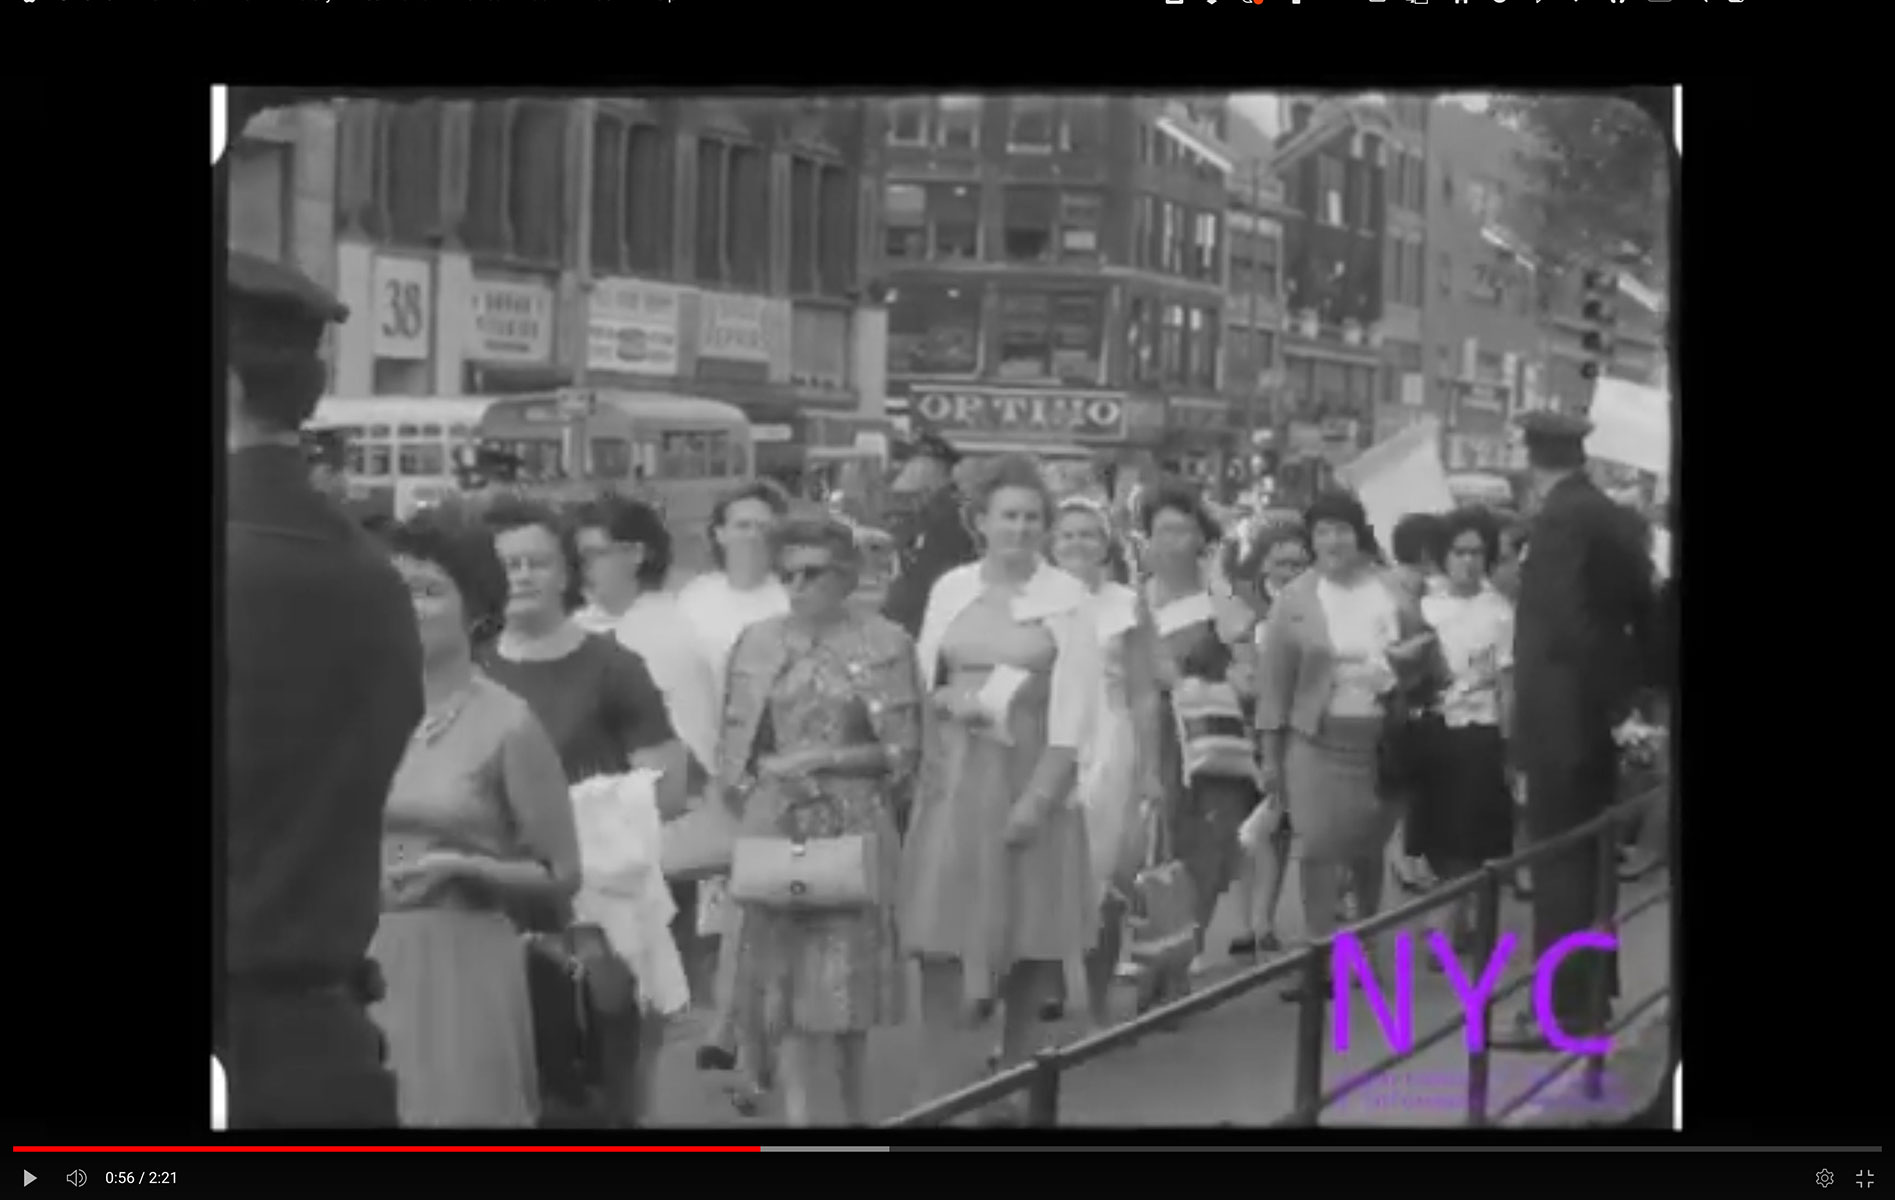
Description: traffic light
xmin=1579 ymin=268 xmax=1619 ymax=382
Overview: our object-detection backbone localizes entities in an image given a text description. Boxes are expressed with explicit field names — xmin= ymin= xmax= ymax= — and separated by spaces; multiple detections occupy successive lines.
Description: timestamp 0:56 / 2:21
xmin=100 ymin=1173 xmax=180 ymax=1185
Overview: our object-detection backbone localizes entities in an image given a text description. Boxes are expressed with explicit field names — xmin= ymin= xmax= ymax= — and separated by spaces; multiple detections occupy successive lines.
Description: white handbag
xmin=728 ymin=834 xmax=879 ymax=911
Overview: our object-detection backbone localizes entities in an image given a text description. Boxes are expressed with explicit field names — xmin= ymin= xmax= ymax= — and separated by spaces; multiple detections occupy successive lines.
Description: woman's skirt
xmin=734 ymin=777 xmax=906 ymax=1039
xmin=1285 ymin=714 xmax=1396 ymax=865
xmin=1170 ymin=775 xmax=1260 ymax=913
xmin=369 ymin=907 xmax=538 ymax=1127
xmin=901 ymin=706 xmax=1094 ymax=1005
xmin=1409 ymin=722 xmax=1515 ymax=866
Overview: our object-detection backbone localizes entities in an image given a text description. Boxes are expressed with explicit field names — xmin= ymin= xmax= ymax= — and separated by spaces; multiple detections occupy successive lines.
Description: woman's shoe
xmin=1039 ymin=1001 xmax=1066 ymax=1022
xmin=695 ymin=1045 xmax=737 ymax=1072
xmin=1228 ymin=934 xmax=1260 ymax=959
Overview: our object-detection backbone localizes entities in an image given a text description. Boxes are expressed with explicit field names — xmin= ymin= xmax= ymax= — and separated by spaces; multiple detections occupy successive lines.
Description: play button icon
xmin=24 ymin=1171 xmax=35 ymax=1186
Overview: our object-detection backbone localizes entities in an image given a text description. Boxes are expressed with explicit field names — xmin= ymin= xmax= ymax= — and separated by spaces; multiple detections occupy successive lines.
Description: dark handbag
xmin=523 ymin=924 xmax=639 ymax=1109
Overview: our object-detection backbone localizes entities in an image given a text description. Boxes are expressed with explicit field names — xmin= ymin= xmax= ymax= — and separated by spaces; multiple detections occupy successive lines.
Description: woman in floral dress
xmin=720 ymin=516 xmax=919 ymax=1126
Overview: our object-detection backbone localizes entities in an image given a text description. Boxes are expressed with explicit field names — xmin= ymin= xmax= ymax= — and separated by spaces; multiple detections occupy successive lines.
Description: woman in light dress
xmin=370 ymin=514 xmax=581 ymax=1127
xmin=719 ymin=517 xmax=919 ymax=1125
xmin=1410 ymin=507 xmax=1517 ymax=961
xmin=1254 ymin=492 xmax=1444 ymax=1002
xmin=902 ymin=454 xmax=1103 ymax=1120
xmin=1049 ymin=497 xmax=1165 ymax=1028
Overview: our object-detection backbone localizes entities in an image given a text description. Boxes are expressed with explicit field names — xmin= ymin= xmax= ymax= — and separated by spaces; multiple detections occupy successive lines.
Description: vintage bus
xmin=308 ymin=397 xmax=494 ymax=520
xmin=477 ymin=391 xmax=753 ymax=572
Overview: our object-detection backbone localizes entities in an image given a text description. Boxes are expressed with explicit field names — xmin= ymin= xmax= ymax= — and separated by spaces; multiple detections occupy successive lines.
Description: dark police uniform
xmin=223 ymin=252 xmax=424 ymax=1126
xmin=1505 ymin=411 xmax=1656 ymax=1045
xmin=880 ymin=433 xmax=978 ymax=640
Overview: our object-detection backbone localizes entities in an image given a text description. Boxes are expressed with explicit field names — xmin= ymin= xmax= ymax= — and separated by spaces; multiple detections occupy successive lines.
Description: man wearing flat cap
xmin=1496 ymin=408 xmax=1657 ymax=1051
xmin=223 ymin=250 xmax=423 ymax=1126
xmin=880 ymin=429 xmax=978 ymax=639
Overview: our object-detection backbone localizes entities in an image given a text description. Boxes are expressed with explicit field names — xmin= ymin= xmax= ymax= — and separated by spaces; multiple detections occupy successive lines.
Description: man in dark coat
xmin=1497 ymin=410 xmax=1657 ymax=1050
xmin=223 ymin=250 xmax=424 ymax=1126
xmin=880 ymin=430 xmax=978 ymax=639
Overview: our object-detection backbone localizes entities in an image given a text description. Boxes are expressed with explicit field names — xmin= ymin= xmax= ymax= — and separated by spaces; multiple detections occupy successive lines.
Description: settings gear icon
xmin=1818 ymin=1170 xmax=1836 ymax=1188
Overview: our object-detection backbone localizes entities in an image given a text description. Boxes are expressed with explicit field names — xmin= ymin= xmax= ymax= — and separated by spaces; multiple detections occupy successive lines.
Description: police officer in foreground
xmin=1495 ymin=409 xmax=1656 ymax=1051
xmin=224 ymin=251 xmax=424 ymax=1126
xmin=880 ymin=430 xmax=978 ymax=639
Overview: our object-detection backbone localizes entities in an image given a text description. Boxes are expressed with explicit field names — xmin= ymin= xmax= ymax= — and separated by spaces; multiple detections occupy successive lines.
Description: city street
xmin=647 ymin=859 xmax=1671 ymax=1128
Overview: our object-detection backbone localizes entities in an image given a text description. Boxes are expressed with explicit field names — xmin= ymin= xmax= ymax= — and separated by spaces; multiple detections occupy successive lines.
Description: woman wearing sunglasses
xmin=717 ymin=516 xmax=920 ymax=1125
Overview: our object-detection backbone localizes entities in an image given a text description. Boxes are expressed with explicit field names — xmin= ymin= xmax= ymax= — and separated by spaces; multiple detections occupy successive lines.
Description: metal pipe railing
xmin=883 ymin=786 xmax=1670 ymax=1129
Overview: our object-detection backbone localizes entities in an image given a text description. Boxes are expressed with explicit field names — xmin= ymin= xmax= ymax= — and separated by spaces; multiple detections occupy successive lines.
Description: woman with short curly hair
xmin=370 ymin=513 xmax=580 ymax=1127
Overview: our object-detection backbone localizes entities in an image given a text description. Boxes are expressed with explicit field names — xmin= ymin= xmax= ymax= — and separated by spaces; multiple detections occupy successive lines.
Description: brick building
xmin=323 ymin=97 xmax=888 ymax=481
xmin=1222 ymin=110 xmax=1291 ymax=498
xmin=1268 ymin=98 xmax=1392 ymax=495
xmin=1423 ymin=101 xmax=1544 ymax=473
xmin=872 ymin=95 xmax=1234 ymax=480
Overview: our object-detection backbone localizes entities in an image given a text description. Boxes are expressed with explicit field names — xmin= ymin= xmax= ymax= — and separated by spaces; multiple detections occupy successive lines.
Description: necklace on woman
xmin=414 ymin=678 xmax=480 ymax=745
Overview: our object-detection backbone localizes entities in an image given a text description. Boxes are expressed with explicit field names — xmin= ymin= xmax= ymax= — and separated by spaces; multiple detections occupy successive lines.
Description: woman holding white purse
xmin=718 ymin=516 xmax=919 ymax=1126
xmin=370 ymin=515 xmax=581 ymax=1127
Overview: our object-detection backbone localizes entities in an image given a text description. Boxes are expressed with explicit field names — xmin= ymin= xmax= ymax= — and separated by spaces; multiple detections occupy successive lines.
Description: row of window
xmin=1228 ymin=227 xmax=1283 ymax=304
xmin=1131 ymin=196 xmax=1223 ymax=283
xmin=883 ymin=184 xmax=1222 ymax=284
xmin=885 ymin=283 xmax=1220 ymax=391
xmin=1387 ymin=147 xmax=1426 ymax=212
xmin=1385 ymin=234 xmax=1424 ymax=308
xmin=887 ymin=284 xmax=1104 ymax=384
xmin=882 ymin=184 xmax=1104 ymax=265
xmin=1279 ymin=357 xmax=1378 ymax=419
xmin=1135 ymin=123 xmax=1227 ymax=184
xmin=1126 ymin=298 xmax=1221 ymax=391
xmin=887 ymin=96 xmax=1105 ymax=156
xmin=362 ymin=101 xmax=857 ymax=296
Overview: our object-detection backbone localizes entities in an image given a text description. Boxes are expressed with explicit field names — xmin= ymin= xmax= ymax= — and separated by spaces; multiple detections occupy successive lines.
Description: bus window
xmin=419 ymin=423 xmax=443 ymax=440
xmin=367 ymin=424 xmax=392 ymax=440
xmin=495 ymin=438 xmax=565 ymax=481
xmin=703 ymin=431 xmax=730 ymax=477
xmin=660 ymin=431 xmax=693 ymax=478
xmin=363 ymin=444 xmax=393 ymax=478
xmin=399 ymin=444 xmax=447 ymax=477
xmin=448 ymin=423 xmax=472 ymax=439
xmin=397 ymin=424 xmax=420 ymax=440
xmin=345 ymin=444 xmax=367 ymax=474
xmin=591 ymin=437 xmax=632 ymax=480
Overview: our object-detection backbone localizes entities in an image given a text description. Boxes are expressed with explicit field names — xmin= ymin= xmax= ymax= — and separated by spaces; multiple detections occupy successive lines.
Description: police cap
xmin=907 ymin=430 xmax=962 ymax=468
xmin=228 ymin=250 xmax=349 ymax=366
xmin=1515 ymin=409 xmax=1593 ymax=468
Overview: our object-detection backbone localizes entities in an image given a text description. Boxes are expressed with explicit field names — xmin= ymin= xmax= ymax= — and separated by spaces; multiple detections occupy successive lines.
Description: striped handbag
xmin=1172 ymin=676 xmax=1262 ymax=787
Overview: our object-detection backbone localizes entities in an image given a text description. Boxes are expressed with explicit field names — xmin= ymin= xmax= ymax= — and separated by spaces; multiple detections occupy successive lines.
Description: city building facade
xmin=1373 ymin=95 xmax=1430 ymax=448
xmin=323 ymin=97 xmax=889 ymax=482
xmin=1221 ymin=113 xmax=1290 ymax=496
xmin=225 ymin=102 xmax=340 ymax=340
xmin=1422 ymin=101 xmax=1544 ymax=473
xmin=871 ymin=95 xmax=1233 ymax=479
xmin=1268 ymin=97 xmax=1392 ymax=496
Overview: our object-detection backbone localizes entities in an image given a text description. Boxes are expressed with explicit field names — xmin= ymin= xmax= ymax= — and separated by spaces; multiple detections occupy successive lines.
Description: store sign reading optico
xmin=910 ymin=388 xmax=1126 ymax=441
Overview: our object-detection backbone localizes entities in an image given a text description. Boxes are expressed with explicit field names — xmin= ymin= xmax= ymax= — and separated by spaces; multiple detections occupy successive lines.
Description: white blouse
xmin=676 ymin=571 xmax=791 ymax=712
xmin=1421 ymin=584 xmax=1515 ymax=729
xmin=1317 ymin=575 xmax=1401 ymax=718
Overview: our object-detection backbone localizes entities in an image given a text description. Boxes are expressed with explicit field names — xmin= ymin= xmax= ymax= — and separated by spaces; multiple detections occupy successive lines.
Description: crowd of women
xmin=359 ymin=451 xmax=1546 ymax=1129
